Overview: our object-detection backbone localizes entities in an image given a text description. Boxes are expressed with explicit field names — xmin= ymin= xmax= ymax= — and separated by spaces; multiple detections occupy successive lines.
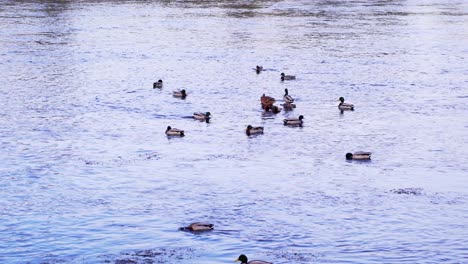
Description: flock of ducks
xmin=155 ymin=66 xmax=372 ymax=263
xmin=154 ymin=67 xmax=371 ymax=161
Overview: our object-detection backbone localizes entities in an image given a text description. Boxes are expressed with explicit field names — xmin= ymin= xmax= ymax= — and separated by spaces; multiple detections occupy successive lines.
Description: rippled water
xmin=1 ymin=0 xmax=467 ymax=263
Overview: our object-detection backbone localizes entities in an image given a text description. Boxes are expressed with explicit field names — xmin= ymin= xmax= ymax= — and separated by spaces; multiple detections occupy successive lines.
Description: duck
xmin=260 ymin=94 xmax=276 ymax=109
xmin=346 ymin=151 xmax=371 ymax=160
xmin=179 ymin=222 xmax=213 ymax=231
xmin=173 ymin=89 xmax=187 ymax=98
xmin=193 ymin=112 xmax=211 ymax=122
xmin=281 ymin=102 xmax=296 ymax=111
xmin=153 ymin=79 xmax=163 ymax=88
xmin=283 ymin=115 xmax=304 ymax=126
xmin=246 ymin=125 xmax=264 ymax=136
xmin=165 ymin=126 xmax=184 ymax=136
xmin=338 ymin=97 xmax=354 ymax=111
xmin=235 ymin=254 xmax=272 ymax=264
xmin=256 ymin=65 xmax=263 ymax=74
xmin=283 ymin=88 xmax=294 ymax=103
xmin=270 ymin=105 xmax=281 ymax=113
xmin=281 ymin=72 xmax=296 ymax=81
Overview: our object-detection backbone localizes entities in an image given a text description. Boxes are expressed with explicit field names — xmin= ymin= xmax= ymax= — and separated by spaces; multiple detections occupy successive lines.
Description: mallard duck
xmin=260 ymin=94 xmax=276 ymax=109
xmin=281 ymin=72 xmax=296 ymax=81
xmin=346 ymin=151 xmax=371 ymax=160
xmin=338 ymin=97 xmax=354 ymax=111
xmin=270 ymin=105 xmax=281 ymax=113
xmin=281 ymin=102 xmax=296 ymax=111
xmin=179 ymin=222 xmax=213 ymax=231
xmin=165 ymin=126 xmax=184 ymax=136
xmin=246 ymin=125 xmax=264 ymax=136
xmin=235 ymin=254 xmax=272 ymax=264
xmin=193 ymin=112 xmax=211 ymax=122
xmin=283 ymin=88 xmax=294 ymax=103
xmin=283 ymin=115 xmax=304 ymax=126
xmin=173 ymin=89 xmax=187 ymax=98
xmin=153 ymin=79 xmax=163 ymax=88
xmin=256 ymin=65 xmax=263 ymax=74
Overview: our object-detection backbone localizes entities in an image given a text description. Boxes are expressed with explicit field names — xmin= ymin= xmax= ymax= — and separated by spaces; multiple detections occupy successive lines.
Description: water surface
xmin=0 ymin=0 xmax=467 ymax=263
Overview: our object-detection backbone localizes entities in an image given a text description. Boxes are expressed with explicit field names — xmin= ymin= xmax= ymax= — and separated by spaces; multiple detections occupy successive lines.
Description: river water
xmin=0 ymin=0 xmax=467 ymax=263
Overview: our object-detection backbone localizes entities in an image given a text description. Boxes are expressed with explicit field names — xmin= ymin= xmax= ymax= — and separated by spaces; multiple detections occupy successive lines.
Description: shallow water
xmin=1 ymin=0 xmax=467 ymax=263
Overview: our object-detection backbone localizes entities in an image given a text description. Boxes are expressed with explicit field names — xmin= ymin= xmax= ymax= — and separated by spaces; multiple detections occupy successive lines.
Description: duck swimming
xmin=153 ymin=79 xmax=163 ymax=88
xmin=283 ymin=88 xmax=294 ymax=103
xmin=165 ymin=126 xmax=184 ymax=136
xmin=281 ymin=72 xmax=296 ymax=81
xmin=179 ymin=222 xmax=213 ymax=231
xmin=283 ymin=115 xmax=304 ymax=126
xmin=173 ymin=89 xmax=187 ymax=98
xmin=346 ymin=151 xmax=371 ymax=160
xmin=260 ymin=94 xmax=276 ymax=109
xmin=193 ymin=112 xmax=211 ymax=122
xmin=338 ymin=97 xmax=354 ymax=111
xmin=281 ymin=102 xmax=296 ymax=111
xmin=256 ymin=65 xmax=263 ymax=74
xmin=246 ymin=125 xmax=264 ymax=136
xmin=235 ymin=254 xmax=272 ymax=264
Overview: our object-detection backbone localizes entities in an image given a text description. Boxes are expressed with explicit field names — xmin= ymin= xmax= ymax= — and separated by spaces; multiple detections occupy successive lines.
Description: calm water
xmin=1 ymin=0 xmax=467 ymax=263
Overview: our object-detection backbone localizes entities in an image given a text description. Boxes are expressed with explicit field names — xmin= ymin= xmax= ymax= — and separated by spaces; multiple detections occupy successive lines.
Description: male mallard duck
xmin=283 ymin=88 xmax=294 ymax=103
xmin=338 ymin=97 xmax=354 ymax=111
xmin=246 ymin=125 xmax=264 ymax=136
xmin=256 ymin=65 xmax=263 ymax=74
xmin=260 ymin=94 xmax=276 ymax=109
xmin=153 ymin=79 xmax=163 ymax=88
xmin=281 ymin=102 xmax=296 ymax=111
xmin=179 ymin=222 xmax=213 ymax=231
xmin=165 ymin=126 xmax=184 ymax=136
xmin=346 ymin=151 xmax=371 ymax=160
xmin=173 ymin=89 xmax=187 ymax=98
xmin=235 ymin=254 xmax=272 ymax=264
xmin=283 ymin=115 xmax=304 ymax=126
xmin=281 ymin=72 xmax=296 ymax=81
xmin=193 ymin=112 xmax=211 ymax=122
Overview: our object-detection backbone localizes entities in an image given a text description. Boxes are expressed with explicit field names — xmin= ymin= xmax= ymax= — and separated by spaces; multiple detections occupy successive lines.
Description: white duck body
xmin=346 ymin=151 xmax=371 ymax=160
xmin=173 ymin=89 xmax=187 ymax=98
xmin=283 ymin=88 xmax=294 ymax=103
xmin=281 ymin=72 xmax=296 ymax=81
xmin=179 ymin=222 xmax=213 ymax=231
xmin=338 ymin=97 xmax=354 ymax=111
xmin=193 ymin=112 xmax=211 ymax=122
xmin=165 ymin=126 xmax=184 ymax=136
xmin=283 ymin=115 xmax=304 ymax=126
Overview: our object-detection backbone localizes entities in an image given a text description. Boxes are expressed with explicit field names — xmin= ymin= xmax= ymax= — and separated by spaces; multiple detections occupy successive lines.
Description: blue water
xmin=0 ymin=0 xmax=467 ymax=263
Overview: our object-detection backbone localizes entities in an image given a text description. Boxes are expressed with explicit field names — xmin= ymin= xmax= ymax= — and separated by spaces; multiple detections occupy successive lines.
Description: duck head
xmin=235 ymin=254 xmax=248 ymax=263
xmin=284 ymin=88 xmax=289 ymax=95
xmin=298 ymin=115 xmax=304 ymax=120
xmin=339 ymin=97 xmax=345 ymax=103
xmin=346 ymin=153 xmax=353 ymax=160
xmin=166 ymin=126 xmax=172 ymax=131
